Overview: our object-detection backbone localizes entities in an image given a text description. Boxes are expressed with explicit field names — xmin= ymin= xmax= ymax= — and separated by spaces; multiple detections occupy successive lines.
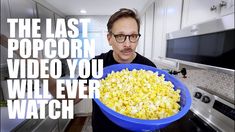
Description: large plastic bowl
xmin=94 ymin=64 xmax=191 ymax=131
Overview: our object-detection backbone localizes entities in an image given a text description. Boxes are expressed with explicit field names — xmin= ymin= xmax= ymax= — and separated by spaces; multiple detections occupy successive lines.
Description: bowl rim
xmin=94 ymin=63 xmax=192 ymax=125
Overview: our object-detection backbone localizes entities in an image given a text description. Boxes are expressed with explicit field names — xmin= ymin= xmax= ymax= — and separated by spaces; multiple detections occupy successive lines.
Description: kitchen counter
xmin=0 ymin=88 xmax=53 ymax=132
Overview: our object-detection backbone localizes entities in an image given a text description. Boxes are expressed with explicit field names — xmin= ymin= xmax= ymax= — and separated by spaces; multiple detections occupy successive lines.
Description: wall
xmin=156 ymin=63 xmax=234 ymax=102
xmin=178 ymin=68 xmax=234 ymax=102
xmin=67 ymin=15 xmax=112 ymax=56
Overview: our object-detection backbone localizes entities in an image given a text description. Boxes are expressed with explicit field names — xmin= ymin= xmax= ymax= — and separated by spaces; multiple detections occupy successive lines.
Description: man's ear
xmin=107 ymin=34 xmax=112 ymax=46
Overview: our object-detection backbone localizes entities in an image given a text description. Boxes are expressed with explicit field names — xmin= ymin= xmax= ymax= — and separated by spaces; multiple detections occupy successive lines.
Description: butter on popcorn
xmin=99 ymin=68 xmax=181 ymax=120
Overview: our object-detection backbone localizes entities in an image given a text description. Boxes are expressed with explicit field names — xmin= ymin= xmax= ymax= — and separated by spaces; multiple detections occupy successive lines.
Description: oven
xmin=159 ymin=86 xmax=235 ymax=132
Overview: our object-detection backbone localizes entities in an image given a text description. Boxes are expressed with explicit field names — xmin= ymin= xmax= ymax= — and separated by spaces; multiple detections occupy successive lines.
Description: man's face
xmin=107 ymin=17 xmax=139 ymax=63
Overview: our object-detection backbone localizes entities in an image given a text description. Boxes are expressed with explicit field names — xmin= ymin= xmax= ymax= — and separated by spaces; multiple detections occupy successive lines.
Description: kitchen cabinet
xmin=9 ymin=0 xmax=37 ymax=18
xmin=36 ymin=3 xmax=56 ymax=58
xmin=152 ymin=0 xmax=182 ymax=59
xmin=220 ymin=0 xmax=235 ymax=16
xmin=36 ymin=3 xmax=56 ymax=40
xmin=1 ymin=0 xmax=37 ymax=37
xmin=1 ymin=0 xmax=11 ymax=67
xmin=1 ymin=0 xmax=11 ymax=37
xmin=143 ymin=3 xmax=155 ymax=60
xmin=138 ymin=2 xmax=155 ymax=59
xmin=137 ymin=14 xmax=145 ymax=55
xmin=1 ymin=1 xmax=70 ymax=131
xmin=182 ymin=0 xmax=234 ymax=28
xmin=8 ymin=0 xmax=37 ymax=40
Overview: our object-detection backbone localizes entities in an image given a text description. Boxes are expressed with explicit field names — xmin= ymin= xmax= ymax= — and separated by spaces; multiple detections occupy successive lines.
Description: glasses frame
xmin=110 ymin=32 xmax=141 ymax=43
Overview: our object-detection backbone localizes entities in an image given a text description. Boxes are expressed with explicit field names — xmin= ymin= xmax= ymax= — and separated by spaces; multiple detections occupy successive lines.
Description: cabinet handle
xmin=210 ymin=5 xmax=217 ymax=11
xmin=219 ymin=1 xmax=227 ymax=7
xmin=190 ymin=29 xmax=198 ymax=32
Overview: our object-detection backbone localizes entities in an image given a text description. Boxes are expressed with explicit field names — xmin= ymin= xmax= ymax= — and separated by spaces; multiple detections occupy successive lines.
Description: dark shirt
xmin=91 ymin=50 xmax=156 ymax=132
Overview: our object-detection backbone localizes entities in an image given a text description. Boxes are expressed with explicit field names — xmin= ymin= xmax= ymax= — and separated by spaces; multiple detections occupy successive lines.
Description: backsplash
xmin=156 ymin=63 xmax=235 ymax=103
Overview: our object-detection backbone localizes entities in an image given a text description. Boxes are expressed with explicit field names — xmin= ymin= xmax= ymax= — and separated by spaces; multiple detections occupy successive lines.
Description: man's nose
xmin=123 ymin=37 xmax=131 ymax=47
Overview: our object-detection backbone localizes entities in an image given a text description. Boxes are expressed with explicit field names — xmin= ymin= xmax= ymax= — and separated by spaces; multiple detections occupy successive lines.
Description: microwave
xmin=166 ymin=13 xmax=234 ymax=74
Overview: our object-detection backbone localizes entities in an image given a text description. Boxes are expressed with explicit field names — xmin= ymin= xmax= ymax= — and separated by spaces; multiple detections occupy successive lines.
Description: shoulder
xmin=134 ymin=52 xmax=156 ymax=67
xmin=94 ymin=50 xmax=113 ymax=59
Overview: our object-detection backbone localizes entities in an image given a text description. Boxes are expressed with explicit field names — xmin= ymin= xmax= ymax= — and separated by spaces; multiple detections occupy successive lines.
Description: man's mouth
xmin=121 ymin=49 xmax=133 ymax=54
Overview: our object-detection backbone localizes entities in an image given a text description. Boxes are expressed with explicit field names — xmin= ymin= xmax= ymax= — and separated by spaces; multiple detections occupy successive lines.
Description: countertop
xmin=0 ymin=88 xmax=52 ymax=132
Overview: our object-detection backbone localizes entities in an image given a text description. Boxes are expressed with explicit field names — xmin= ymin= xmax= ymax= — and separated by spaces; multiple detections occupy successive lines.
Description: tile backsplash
xmin=156 ymin=63 xmax=235 ymax=103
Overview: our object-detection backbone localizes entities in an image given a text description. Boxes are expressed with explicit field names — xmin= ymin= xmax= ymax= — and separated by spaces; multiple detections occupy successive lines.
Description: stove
xmin=160 ymin=86 xmax=235 ymax=132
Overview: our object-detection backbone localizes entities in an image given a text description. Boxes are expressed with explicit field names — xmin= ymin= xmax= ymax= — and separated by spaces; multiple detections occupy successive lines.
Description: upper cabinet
xmin=182 ymin=0 xmax=234 ymax=28
xmin=36 ymin=3 xmax=56 ymax=58
xmin=9 ymin=0 xmax=37 ymax=18
xmin=1 ymin=0 xmax=36 ymax=37
xmin=140 ymin=0 xmax=183 ymax=60
xmin=220 ymin=0 xmax=235 ymax=16
xmin=1 ymin=0 xmax=11 ymax=37
xmin=144 ymin=3 xmax=155 ymax=59
xmin=138 ymin=2 xmax=155 ymax=59
xmin=37 ymin=3 xmax=56 ymax=38
xmin=152 ymin=0 xmax=182 ymax=59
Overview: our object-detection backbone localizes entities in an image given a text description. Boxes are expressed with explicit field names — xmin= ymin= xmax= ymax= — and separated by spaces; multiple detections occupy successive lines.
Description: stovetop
xmin=161 ymin=110 xmax=216 ymax=132
xmin=160 ymin=86 xmax=235 ymax=132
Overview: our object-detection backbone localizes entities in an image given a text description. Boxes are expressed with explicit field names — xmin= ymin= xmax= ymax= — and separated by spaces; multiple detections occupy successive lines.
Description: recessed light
xmin=80 ymin=9 xmax=87 ymax=14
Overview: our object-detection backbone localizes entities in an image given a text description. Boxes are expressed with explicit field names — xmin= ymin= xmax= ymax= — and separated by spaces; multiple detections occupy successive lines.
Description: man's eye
xmin=130 ymin=34 xmax=138 ymax=38
xmin=116 ymin=34 xmax=125 ymax=38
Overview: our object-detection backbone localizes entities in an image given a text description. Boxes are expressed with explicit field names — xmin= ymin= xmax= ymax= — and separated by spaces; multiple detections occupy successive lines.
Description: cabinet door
xmin=1 ymin=0 xmax=11 ymax=37
xmin=37 ymin=4 xmax=55 ymax=40
xmin=143 ymin=3 xmax=155 ymax=59
xmin=137 ymin=14 xmax=145 ymax=55
xmin=9 ymin=0 xmax=37 ymax=18
xmin=165 ymin=0 xmax=182 ymax=33
xmin=153 ymin=0 xmax=182 ymax=59
xmin=7 ymin=0 xmax=37 ymax=44
xmin=152 ymin=0 xmax=165 ymax=59
xmin=182 ymin=0 xmax=220 ymax=28
xmin=37 ymin=4 xmax=55 ymax=58
xmin=220 ymin=0 xmax=234 ymax=16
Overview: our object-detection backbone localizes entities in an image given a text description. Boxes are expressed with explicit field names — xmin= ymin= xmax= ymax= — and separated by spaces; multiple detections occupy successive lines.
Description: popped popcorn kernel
xmin=99 ymin=69 xmax=181 ymax=120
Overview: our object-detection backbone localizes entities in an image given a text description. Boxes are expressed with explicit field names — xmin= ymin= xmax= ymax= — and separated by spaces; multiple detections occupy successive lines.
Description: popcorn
xmin=99 ymin=69 xmax=181 ymax=120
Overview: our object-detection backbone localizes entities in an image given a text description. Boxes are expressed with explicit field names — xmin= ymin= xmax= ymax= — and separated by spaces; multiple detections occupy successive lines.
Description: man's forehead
xmin=111 ymin=19 xmax=138 ymax=34
xmin=113 ymin=30 xmax=138 ymax=34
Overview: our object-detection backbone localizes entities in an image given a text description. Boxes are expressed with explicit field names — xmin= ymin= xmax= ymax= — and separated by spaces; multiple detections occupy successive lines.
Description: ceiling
xmin=44 ymin=0 xmax=153 ymax=15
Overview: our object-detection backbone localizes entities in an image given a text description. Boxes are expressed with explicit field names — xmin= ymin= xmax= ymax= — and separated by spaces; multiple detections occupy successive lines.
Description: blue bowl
xmin=94 ymin=64 xmax=191 ymax=131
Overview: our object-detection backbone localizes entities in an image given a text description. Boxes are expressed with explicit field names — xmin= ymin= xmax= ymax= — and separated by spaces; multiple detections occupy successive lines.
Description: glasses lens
xmin=114 ymin=34 xmax=126 ymax=43
xmin=112 ymin=33 xmax=141 ymax=43
xmin=129 ymin=34 xmax=140 ymax=42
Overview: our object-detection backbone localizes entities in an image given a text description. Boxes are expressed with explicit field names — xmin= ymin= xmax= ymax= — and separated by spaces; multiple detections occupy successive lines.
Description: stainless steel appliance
xmin=166 ymin=13 xmax=234 ymax=75
xmin=159 ymin=86 xmax=235 ymax=132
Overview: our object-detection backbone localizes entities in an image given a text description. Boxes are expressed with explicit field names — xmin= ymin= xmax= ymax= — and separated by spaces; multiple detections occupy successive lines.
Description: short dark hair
xmin=107 ymin=8 xmax=140 ymax=33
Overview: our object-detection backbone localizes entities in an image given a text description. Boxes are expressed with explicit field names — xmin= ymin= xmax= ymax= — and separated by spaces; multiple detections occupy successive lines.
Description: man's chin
xmin=120 ymin=54 xmax=133 ymax=62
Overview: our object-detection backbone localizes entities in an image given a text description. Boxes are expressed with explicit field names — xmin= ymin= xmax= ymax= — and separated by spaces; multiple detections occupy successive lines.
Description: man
xmin=49 ymin=8 xmax=156 ymax=131
xmin=90 ymin=8 xmax=156 ymax=131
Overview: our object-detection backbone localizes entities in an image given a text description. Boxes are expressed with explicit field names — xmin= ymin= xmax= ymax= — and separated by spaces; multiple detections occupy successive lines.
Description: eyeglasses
xmin=110 ymin=32 xmax=141 ymax=43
